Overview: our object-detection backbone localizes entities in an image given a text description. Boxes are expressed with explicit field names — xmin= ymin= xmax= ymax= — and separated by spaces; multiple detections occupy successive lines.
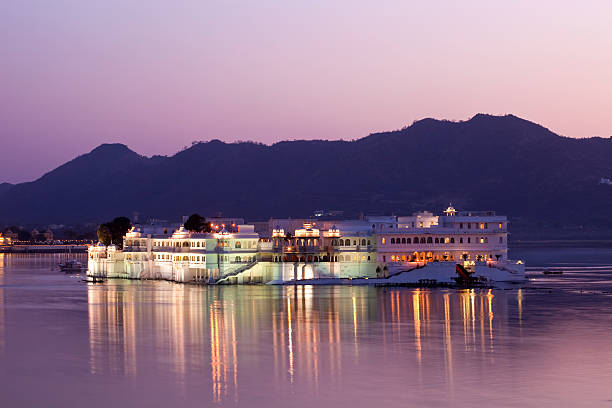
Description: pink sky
xmin=1 ymin=0 xmax=611 ymax=183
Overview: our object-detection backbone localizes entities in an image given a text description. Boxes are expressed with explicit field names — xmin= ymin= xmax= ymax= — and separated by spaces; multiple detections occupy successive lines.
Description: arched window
xmin=235 ymin=241 xmax=241 ymax=248
xmin=401 ymin=238 xmax=406 ymax=244
xmin=451 ymin=237 xmax=455 ymax=243
xmin=235 ymin=256 xmax=241 ymax=262
xmin=427 ymin=237 xmax=433 ymax=244
xmin=361 ymin=239 xmax=366 ymax=245
xmin=420 ymin=237 xmax=426 ymax=244
xmin=391 ymin=238 xmax=396 ymax=244
xmin=407 ymin=238 xmax=411 ymax=244
xmin=434 ymin=238 xmax=439 ymax=244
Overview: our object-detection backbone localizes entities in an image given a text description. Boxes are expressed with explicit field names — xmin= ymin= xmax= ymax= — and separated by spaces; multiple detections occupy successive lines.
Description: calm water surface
xmin=1 ymin=248 xmax=612 ymax=407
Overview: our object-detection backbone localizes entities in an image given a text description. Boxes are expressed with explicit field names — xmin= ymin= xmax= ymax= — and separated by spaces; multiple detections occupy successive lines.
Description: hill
xmin=1 ymin=114 xmax=612 ymax=236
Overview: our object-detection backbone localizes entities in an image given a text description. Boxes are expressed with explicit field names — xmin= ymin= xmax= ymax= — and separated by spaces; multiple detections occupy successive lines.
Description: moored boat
xmin=59 ymin=259 xmax=85 ymax=273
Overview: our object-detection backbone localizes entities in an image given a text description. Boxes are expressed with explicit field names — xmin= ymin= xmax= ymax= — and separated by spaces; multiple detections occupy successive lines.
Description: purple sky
xmin=2 ymin=0 xmax=611 ymax=183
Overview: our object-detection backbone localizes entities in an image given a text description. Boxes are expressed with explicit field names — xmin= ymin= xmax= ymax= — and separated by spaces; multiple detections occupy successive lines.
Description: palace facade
xmin=88 ymin=206 xmax=523 ymax=284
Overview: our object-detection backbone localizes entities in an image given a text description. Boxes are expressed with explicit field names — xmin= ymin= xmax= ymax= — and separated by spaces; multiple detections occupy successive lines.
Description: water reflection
xmin=0 ymin=254 xmax=5 ymax=355
xmin=85 ymin=281 xmax=527 ymax=404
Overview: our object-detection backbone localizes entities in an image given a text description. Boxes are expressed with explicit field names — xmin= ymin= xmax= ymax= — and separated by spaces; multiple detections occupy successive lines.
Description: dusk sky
xmin=2 ymin=0 xmax=611 ymax=183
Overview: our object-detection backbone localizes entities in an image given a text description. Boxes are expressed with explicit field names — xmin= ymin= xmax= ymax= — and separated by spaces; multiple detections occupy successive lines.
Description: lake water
xmin=0 ymin=248 xmax=612 ymax=407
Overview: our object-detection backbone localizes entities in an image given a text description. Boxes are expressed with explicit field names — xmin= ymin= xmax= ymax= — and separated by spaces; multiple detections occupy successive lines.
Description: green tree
xmin=97 ymin=224 xmax=112 ymax=246
xmin=109 ymin=217 xmax=131 ymax=247
xmin=96 ymin=216 xmax=131 ymax=248
xmin=184 ymin=213 xmax=211 ymax=232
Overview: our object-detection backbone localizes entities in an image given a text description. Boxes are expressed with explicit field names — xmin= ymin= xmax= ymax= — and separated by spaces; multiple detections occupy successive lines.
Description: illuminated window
xmin=479 ymin=237 xmax=484 ymax=244
xmin=391 ymin=255 xmax=395 ymax=261
xmin=419 ymin=222 xmax=423 ymax=228
xmin=382 ymin=237 xmax=386 ymax=245
xmin=499 ymin=223 xmax=503 ymax=229
xmin=480 ymin=223 xmax=484 ymax=229
xmin=445 ymin=237 xmax=450 ymax=243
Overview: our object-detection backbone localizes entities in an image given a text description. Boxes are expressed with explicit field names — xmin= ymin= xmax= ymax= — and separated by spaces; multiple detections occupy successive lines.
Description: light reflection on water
xmin=0 ymin=250 xmax=612 ymax=407
xmin=84 ymin=281 xmax=524 ymax=404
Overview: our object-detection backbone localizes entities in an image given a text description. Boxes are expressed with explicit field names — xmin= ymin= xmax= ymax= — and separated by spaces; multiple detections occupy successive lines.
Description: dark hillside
xmin=1 ymin=115 xmax=611 ymax=236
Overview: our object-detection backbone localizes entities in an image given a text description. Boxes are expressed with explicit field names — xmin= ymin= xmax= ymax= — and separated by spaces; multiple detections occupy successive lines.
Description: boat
xmin=543 ymin=269 xmax=563 ymax=275
xmin=59 ymin=259 xmax=84 ymax=273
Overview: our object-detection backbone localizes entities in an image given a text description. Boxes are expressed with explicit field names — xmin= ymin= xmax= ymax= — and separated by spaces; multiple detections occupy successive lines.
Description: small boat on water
xmin=543 ymin=269 xmax=563 ymax=275
xmin=59 ymin=259 xmax=84 ymax=273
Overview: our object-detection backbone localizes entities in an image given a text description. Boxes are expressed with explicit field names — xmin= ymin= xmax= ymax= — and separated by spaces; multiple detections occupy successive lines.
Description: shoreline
xmin=510 ymin=240 xmax=612 ymax=248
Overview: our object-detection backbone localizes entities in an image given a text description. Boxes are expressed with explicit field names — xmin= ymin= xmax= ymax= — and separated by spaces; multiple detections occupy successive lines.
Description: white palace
xmin=88 ymin=206 xmax=526 ymax=285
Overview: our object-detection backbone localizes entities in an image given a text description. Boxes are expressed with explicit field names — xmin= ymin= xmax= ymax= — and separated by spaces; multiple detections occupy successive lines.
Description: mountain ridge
xmin=1 ymin=114 xmax=611 ymax=232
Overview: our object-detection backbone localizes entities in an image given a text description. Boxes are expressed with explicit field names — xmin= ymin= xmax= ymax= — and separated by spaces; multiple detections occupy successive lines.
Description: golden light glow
xmin=287 ymin=296 xmax=294 ymax=384
xmin=412 ymin=290 xmax=422 ymax=362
